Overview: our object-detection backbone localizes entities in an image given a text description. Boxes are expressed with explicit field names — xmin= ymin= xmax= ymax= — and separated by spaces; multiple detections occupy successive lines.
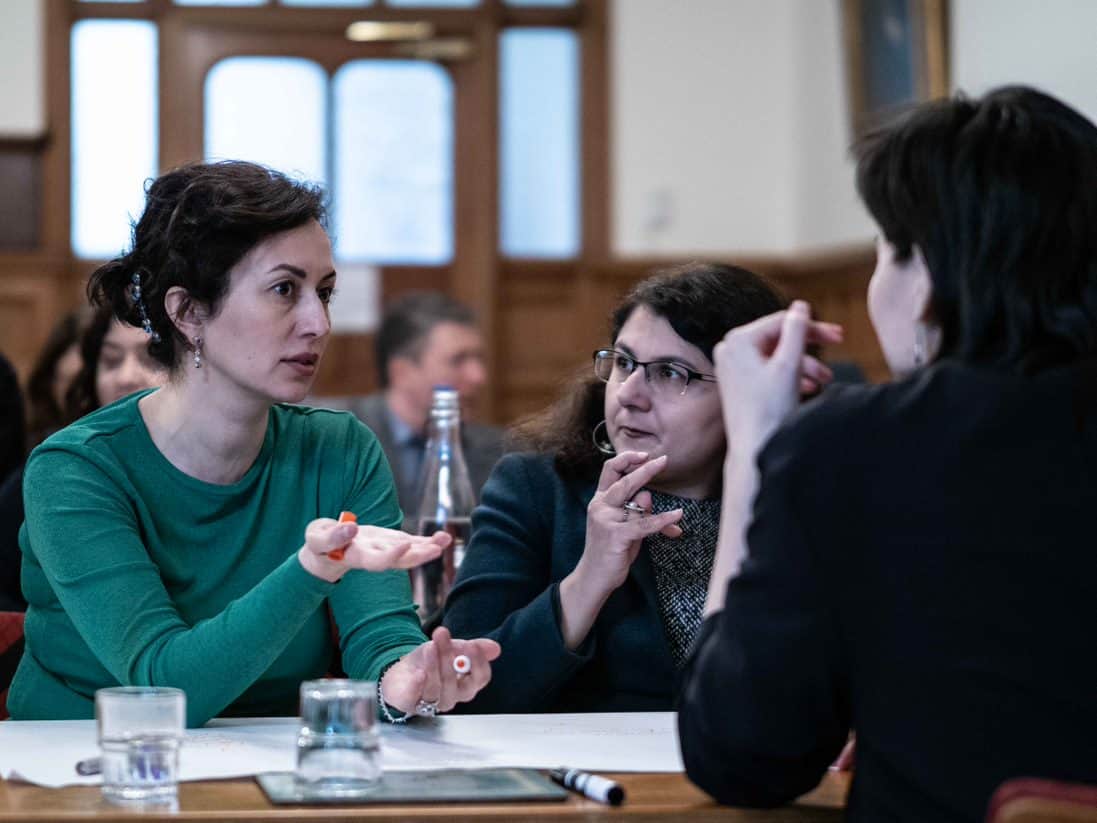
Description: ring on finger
xmin=414 ymin=699 xmax=439 ymax=718
xmin=453 ymin=654 xmax=471 ymax=678
xmin=622 ymin=500 xmax=648 ymax=522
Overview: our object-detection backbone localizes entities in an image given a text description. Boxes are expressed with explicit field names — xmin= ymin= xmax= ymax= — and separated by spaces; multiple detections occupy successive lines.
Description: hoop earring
xmin=193 ymin=337 xmax=203 ymax=370
xmin=592 ymin=420 xmax=616 ymax=456
xmin=912 ymin=324 xmax=927 ymax=369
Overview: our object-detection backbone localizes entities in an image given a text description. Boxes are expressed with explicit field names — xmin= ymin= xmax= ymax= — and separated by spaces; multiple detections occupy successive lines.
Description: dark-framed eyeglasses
xmin=592 ymin=349 xmax=716 ymax=397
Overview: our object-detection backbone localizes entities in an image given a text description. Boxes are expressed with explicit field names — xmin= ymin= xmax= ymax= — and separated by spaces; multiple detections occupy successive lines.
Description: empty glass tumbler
xmin=296 ymin=679 xmax=381 ymax=790
xmin=95 ymin=686 xmax=186 ymax=805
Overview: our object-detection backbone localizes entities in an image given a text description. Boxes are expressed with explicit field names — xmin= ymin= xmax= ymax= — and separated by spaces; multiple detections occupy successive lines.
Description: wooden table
xmin=0 ymin=771 xmax=848 ymax=822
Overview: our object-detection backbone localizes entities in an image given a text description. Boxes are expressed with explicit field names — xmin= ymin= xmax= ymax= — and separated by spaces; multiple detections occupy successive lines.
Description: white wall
xmin=611 ymin=0 xmax=872 ymax=258
xmin=612 ymin=0 xmax=1097 ymax=259
xmin=0 ymin=0 xmax=45 ymax=137
xmin=951 ymin=0 xmax=1097 ymax=124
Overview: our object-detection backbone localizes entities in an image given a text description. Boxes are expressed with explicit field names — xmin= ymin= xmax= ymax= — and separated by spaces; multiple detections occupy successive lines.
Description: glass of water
xmin=95 ymin=686 xmax=186 ymax=805
xmin=297 ymin=679 xmax=381 ymax=791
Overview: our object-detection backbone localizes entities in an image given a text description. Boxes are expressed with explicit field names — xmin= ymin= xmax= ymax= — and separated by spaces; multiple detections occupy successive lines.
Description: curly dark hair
xmin=510 ymin=262 xmax=787 ymax=479
xmin=855 ymin=85 xmax=1097 ymax=374
xmin=63 ymin=304 xmax=114 ymax=421
xmin=24 ymin=308 xmax=89 ymax=447
xmin=86 ymin=161 xmax=327 ymax=370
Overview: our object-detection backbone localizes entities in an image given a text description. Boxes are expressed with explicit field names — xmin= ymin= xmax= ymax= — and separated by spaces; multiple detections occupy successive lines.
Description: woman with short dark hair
xmin=444 ymin=262 xmax=815 ymax=712
xmin=680 ymin=86 xmax=1097 ymax=821
xmin=9 ymin=161 xmax=499 ymax=725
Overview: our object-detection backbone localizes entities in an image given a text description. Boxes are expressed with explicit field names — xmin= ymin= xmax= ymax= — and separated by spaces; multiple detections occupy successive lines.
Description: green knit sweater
xmin=8 ymin=390 xmax=425 ymax=726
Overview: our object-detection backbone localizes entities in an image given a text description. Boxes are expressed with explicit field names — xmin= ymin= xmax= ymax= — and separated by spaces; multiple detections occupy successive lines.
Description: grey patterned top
xmin=645 ymin=490 xmax=721 ymax=668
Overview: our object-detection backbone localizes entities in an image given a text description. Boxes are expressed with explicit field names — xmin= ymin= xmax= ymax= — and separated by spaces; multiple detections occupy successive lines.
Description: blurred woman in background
xmin=65 ymin=303 xmax=168 ymax=418
xmin=0 ymin=305 xmax=168 ymax=613
xmin=23 ymin=310 xmax=86 ymax=449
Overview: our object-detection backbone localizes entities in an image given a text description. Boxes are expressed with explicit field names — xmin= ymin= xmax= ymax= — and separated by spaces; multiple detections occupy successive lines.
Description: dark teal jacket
xmin=443 ymin=453 xmax=679 ymax=712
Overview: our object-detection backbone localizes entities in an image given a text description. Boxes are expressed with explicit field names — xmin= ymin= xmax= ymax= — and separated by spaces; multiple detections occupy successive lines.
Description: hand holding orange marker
xmin=328 ymin=511 xmax=356 ymax=561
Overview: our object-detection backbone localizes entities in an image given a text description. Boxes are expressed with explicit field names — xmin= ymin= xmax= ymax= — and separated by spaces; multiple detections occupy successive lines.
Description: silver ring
xmin=622 ymin=501 xmax=647 ymax=521
xmin=414 ymin=699 xmax=438 ymax=718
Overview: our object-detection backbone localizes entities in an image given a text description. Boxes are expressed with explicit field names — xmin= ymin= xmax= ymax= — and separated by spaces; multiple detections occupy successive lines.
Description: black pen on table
xmin=549 ymin=766 xmax=625 ymax=806
xmin=75 ymin=757 xmax=101 ymax=776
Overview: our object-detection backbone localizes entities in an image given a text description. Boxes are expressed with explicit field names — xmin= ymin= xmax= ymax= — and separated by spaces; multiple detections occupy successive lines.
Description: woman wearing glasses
xmin=443 ymin=263 xmax=826 ymax=712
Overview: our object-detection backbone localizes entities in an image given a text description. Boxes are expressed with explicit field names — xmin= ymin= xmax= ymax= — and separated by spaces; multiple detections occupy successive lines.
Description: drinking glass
xmin=95 ymin=686 xmax=186 ymax=805
xmin=296 ymin=679 xmax=381 ymax=790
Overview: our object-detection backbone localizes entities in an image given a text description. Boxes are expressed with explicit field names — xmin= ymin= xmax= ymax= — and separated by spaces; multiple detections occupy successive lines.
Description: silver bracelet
xmin=377 ymin=669 xmax=407 ymax=725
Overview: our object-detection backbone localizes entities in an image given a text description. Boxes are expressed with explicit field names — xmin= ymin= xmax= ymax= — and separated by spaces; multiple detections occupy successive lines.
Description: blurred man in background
xmin=345 ymin=292 xmax=505 ymax=521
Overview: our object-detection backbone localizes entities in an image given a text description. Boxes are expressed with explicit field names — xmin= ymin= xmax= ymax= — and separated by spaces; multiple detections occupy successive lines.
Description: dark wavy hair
xmin=86 ymin=161 xmax=327 ymax=370
xmin=64 ymin=303 xmax=115 ymax=421
xmin=510 ymin=262 xmax=787 ymax=479
xmin=24 ymin=308 xmax=89 ymax=446
xmin=855 ymin=85 xmax=1097 ymax=374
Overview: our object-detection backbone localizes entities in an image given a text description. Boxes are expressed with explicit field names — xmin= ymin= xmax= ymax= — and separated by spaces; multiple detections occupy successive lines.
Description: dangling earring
xmin=912 ymin=323 xmax=927 ymax=369
xmin=592 ymin=420 xmax=616 ymax=456
xmin=193 ymin=337 xmax=203 ymax=370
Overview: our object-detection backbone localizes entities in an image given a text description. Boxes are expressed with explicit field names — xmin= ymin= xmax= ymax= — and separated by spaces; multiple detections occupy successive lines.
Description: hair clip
xmin=131 ymin=272 xmax=161 ymax=344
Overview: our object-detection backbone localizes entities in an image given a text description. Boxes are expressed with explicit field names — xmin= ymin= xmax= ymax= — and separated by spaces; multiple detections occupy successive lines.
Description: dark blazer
xmin=443 ymin=453 xmax=680 ymax=713
xmin=678 ymin=360 xmax=1097 ymax=823
xmin=332 ymin=393 xmax=505 ymax=522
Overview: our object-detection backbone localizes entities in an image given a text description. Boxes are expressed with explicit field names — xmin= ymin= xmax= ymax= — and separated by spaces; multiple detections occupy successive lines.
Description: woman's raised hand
xmin=579 ymin=450 xmax=684 ymax=594
xmin=298 ymin=518 xmax=450 ymax=581
xmin=557 ymin=450 xmax=683 ymax=649
xmin=714 ymin=301 xmax=843 ymax=460
xmin=379 ymin=626 xmax=501 ymax=716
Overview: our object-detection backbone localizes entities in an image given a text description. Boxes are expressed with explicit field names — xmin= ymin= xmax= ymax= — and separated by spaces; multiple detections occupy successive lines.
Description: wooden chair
xmin=0 ymin=611 xmax=25 ymax=720
xmin=988 ymin=778 xmax=1097 ymax=823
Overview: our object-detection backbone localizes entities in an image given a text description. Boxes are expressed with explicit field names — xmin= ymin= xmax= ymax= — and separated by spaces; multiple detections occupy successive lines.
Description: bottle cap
xmin=431 ymin=386 xmax=460 ymax=412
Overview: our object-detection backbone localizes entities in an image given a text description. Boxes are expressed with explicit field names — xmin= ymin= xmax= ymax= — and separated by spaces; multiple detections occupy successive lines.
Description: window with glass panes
xmin=69 ymin=0 xmax=592 ymax=265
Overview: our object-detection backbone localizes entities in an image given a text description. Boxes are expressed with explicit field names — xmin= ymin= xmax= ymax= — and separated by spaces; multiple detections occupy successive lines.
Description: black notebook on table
xmin=257 ymin=768 xmax=568 ymax=805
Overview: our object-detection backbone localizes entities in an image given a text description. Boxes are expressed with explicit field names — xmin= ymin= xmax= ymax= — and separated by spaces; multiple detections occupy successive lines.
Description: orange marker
xmin=328 ymin=511 xmax=356 ymax=561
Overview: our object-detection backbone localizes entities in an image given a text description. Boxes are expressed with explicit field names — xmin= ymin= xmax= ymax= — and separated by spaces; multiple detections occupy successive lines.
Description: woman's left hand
xmin=379 ymin=626 xmax=501 ymax=717
xmin=714 ymin=301 xmax=843 ymax=460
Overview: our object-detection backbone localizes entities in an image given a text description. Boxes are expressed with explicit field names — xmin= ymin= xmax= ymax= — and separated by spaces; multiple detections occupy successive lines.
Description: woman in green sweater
xmin=8 ymin=161 xmax=499 ymax=726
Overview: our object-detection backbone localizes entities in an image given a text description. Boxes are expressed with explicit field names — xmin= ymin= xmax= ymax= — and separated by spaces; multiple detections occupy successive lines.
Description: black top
xmin=0 ymin=466 xmax=25 ymax=611
xmin=678 ymin=359 xmax=1097 ymax=822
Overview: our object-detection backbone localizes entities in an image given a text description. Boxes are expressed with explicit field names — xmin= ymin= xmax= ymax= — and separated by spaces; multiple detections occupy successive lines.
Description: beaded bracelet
xmin=376 ymin=666 xmax=408 ymax=724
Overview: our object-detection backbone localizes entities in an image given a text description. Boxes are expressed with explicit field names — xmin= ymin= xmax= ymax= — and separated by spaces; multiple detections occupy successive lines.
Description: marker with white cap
xmin=549 ymin=767 xmax=625 ymax=806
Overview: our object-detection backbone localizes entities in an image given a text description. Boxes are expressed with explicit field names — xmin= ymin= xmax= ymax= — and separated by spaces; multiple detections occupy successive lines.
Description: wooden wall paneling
xmin=311 ymin=266 xmax=450 ymax=398
xmin=496 ymin=261 xmax=585 ymax=422
xmin=312 ymin=333 xmax=377 ymax=398
xmin=450 ymin=18 xmax=499 ymax=421
xmin=0 ymin=148 xmax=42 ymax=251
xmin=579 ymin=0 xmax=609 ymax=259
xmin=42 ymin=0 xmax=71 ymax=257
xmin=0 ymin=259 xmax=70 ymax=380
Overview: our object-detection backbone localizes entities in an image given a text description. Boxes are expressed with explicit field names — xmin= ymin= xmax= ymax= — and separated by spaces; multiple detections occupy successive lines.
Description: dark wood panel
xmin=0 ymin=259 xmax=71 ymax=380
xmin=0 ymin=152 xmax=41 ymax=250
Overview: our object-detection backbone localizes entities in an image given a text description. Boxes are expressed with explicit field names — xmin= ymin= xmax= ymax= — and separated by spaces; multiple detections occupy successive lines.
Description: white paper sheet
xmin=0 ymin=712 xmax=683 ymax=788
